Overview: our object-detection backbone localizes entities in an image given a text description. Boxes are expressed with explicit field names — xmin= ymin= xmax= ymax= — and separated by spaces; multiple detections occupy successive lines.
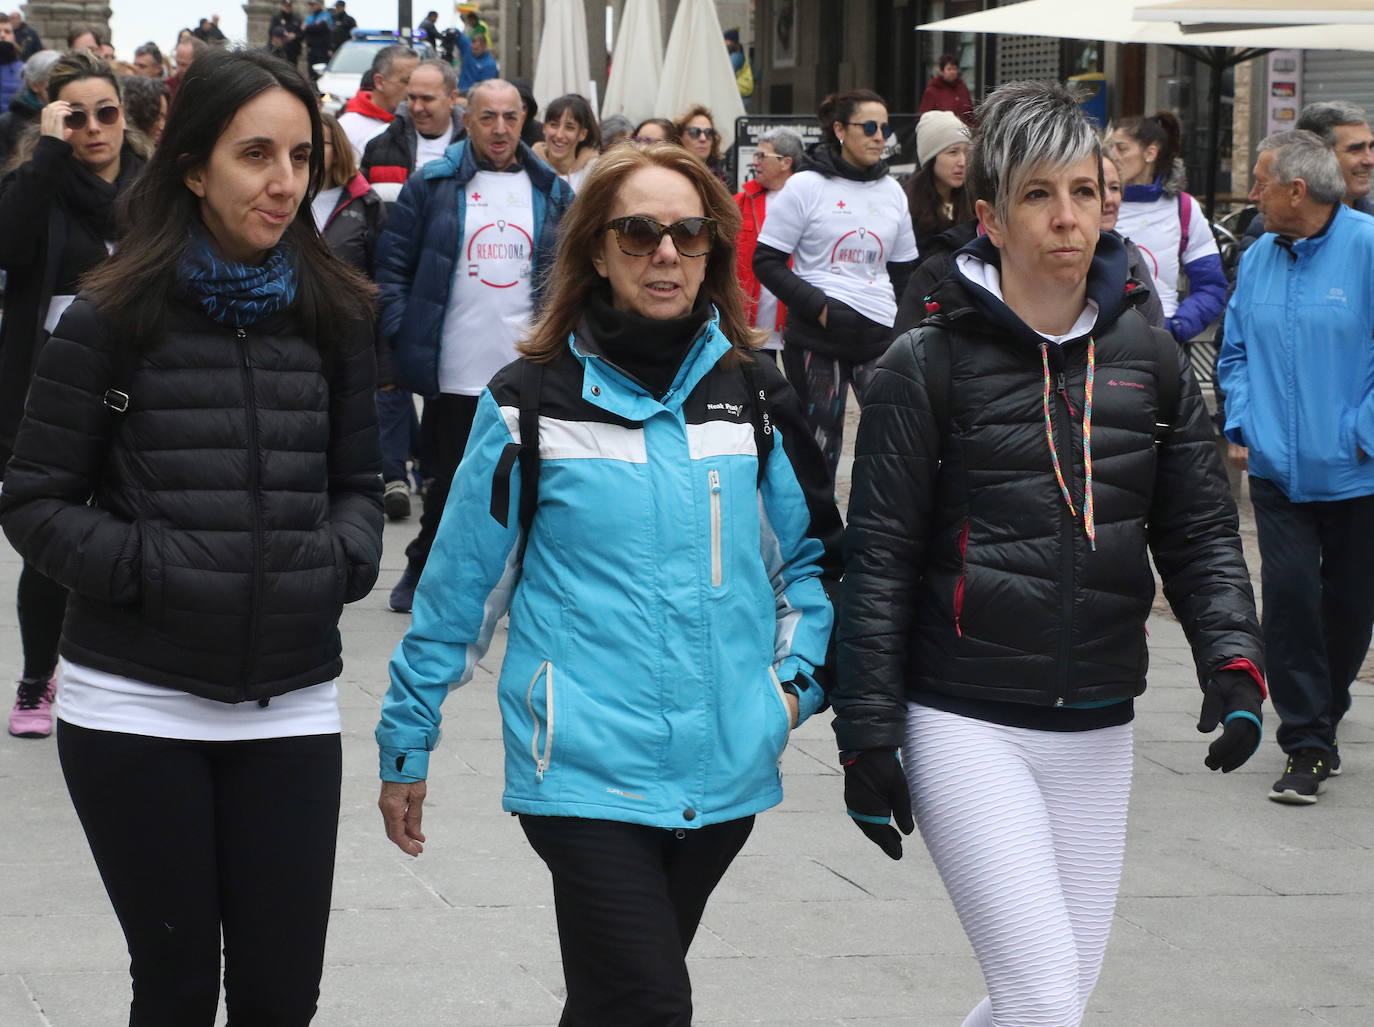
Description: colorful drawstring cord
xmin=1038 ymin=338 xmax=1096 ymax=551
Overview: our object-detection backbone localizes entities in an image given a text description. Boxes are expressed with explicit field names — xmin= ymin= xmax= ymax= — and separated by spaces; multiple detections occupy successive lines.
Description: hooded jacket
xmin=833 ymin=234 xmax=1262 ymax=749
xmin=734 ymin=178 xmax=786 ymax=331
xmin=338 ymin=89 xmax=396 ymax=159
xmin=374 ymin=138 xmax=573 ymax=396
xmin=376 ymin=310 xmax=841 ymax=829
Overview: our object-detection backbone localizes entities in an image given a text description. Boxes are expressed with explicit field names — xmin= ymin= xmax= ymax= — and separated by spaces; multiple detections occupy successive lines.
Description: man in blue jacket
xmin=1220 ymin=129 xmax=1374 ymax=804
xmin=375 ymin=77 xmax=573 ymax=613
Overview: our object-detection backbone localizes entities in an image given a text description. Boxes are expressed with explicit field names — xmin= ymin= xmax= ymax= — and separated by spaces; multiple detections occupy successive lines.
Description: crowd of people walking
xmin=1 ymin=14 xmax=1371 ymax=1027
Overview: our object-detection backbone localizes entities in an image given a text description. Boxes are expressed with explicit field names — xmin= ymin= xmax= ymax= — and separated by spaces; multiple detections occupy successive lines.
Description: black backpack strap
xmin=741 ymin=356 xmax=773 ymax=487
xmin=916 ymin=325 xmax=952 ymax=443
xmin=1152 ymin=329 xmax=1180 ymax=444
xmin=517 ymin=359 xmax=543 ymax=538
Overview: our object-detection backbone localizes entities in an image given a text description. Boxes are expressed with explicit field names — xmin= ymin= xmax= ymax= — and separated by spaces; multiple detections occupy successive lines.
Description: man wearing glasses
xmin=374 ymin=78 xmax=574 ymax=613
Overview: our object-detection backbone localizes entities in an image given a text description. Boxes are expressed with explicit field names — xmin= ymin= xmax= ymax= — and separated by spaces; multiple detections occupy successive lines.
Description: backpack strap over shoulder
xmin=741 ymin=356 xmax=773 ymax=487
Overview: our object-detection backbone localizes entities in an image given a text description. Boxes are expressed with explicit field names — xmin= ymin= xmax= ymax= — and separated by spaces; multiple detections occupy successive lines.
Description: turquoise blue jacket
xmin=376 ymin=317 xmax=842 ymax=828
xmin=1219 ymin=204 xmax=1374 ymax=501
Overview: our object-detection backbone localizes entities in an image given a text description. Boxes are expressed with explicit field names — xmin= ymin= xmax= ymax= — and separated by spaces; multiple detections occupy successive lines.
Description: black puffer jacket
xmin=833 ymin=234 xmax=1262 ymax=750
xmin=0 ymin=294 xmax=384 ymax=702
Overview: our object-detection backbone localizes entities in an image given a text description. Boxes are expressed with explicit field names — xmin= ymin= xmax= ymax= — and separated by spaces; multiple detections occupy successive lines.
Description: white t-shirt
xmin=438 ymin=169 xmax=537 ymax=396
xmin=1114 ymin=191 xmax=1216 ymax=319
xmin=955 ymin=254 xmax=1098 ymax=344
xmin=414 ymin=130 xmax=451 ymax=171
xmin=756 ymin=169 xmax=918 ymax=329
xmin=311 ymin=185 xmax=345 ymax=233
xmin=56 ymin=658 xmax=341 ymax=741
xmin=338 ymin=111 xmax=390 ymax=163
xmin=755 ymin=286 xmax=783 ymax=350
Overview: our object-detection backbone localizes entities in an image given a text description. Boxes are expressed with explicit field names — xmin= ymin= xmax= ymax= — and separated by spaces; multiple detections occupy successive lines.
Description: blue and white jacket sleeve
xmin=754 ymin=359 xmax=843 ymax=724
xmin=376 ymin=390 xmax=523 ymax=782
xmin=1170 ymin=195 xmax=1227 ymax=342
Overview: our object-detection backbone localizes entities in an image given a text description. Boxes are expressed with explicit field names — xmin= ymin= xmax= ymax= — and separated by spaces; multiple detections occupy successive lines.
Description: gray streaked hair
xmin=757 ymin=127 xmax=804 ymax=165
xmin=1259 ymin=129 xmax=1346 ymax=205
xmin=1297 ymin=101 xmax=1369 ymax=146
xmin=970 ymin=80 xmax=1102 ymax=222
xmin=22 ymin=49 xmax=61 ymax=88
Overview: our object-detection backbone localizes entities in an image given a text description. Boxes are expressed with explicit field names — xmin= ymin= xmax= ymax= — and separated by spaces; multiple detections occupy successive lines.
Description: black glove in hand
xmin=1197 ymin=669 xmax=1264 ymax=773
xmin=841 ymin=748 xmax=915 ymax=860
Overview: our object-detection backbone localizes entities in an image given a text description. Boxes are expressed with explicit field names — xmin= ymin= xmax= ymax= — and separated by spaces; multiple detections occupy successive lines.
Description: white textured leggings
xmin=903 ymin=703 xmax=1133 ymax=1027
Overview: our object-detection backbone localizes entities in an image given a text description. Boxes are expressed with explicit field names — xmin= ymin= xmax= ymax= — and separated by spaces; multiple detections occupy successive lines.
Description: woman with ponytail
xmin=1107 ymin=110 xmax=1226 ymax=343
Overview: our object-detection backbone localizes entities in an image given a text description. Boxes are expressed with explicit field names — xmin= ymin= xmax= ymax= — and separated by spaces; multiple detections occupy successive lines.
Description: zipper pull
xmin=1057 ymin=371 xmax=1077 ymax=417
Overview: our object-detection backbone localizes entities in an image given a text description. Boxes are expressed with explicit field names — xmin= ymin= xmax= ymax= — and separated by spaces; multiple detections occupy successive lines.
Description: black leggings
xmin=17 ymin=560 xmax=66 ymax=680
xmin=520 ymin=814 xmax=754 ymax=1027
xmin=57 ymin=722 xmax=342 ymax=1027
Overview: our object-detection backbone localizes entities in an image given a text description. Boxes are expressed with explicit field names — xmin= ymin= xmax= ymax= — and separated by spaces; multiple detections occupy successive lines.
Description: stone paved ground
xmin=2 ymin=396 xmax=1372 ymax=1025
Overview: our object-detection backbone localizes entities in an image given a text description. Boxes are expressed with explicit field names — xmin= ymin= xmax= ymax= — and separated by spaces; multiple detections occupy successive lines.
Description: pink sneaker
xmin=8 ymin=677 xmax=55 ymax=738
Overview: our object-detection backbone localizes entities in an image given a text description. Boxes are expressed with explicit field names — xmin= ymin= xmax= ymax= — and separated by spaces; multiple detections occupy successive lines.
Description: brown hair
xmin=519 ymin=143 xmax=763 ymax=363
xmin=674 ymin=104 xmax=721 ymax=164
xmin=320 ymin=112 xmax=358 ymax=187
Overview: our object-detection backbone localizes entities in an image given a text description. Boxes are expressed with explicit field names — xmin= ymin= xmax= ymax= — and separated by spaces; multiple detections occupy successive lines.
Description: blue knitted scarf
xmin=179 ymin=231 xmax=299 ymax=326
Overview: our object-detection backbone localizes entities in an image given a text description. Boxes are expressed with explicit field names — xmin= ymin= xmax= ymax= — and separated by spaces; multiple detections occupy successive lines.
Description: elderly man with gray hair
xmin=0 ymin=48 xmax=59 ymax=165
xmin=735 ymin=126 xmax=803 ymax=356
xmin=1219 ymin=128 xmax=1374 ymax=805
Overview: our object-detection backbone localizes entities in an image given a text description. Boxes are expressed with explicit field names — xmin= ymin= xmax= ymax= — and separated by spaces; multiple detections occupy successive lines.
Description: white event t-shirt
xmin=756 ymin=169 xmax=918 ymax=329
xmin=438 ymin=169 xmax=537 ymax=396
xmin=414 ymin=130 xmax=450 ymax=171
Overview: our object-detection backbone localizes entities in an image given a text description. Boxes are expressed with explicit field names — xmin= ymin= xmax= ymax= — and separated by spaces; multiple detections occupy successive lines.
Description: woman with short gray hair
xmin=735 ymin=127 xmax=803 ymax=356
xmin=834 ymin=79 xmax=1264 ymax=1025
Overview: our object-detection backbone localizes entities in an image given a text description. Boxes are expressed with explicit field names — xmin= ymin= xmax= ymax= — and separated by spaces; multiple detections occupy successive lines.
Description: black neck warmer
xmin=582 ymin=284 xmax=712 ymax=399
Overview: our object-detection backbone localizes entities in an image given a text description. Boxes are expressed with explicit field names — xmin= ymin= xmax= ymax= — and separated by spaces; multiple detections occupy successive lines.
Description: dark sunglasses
xmin=65 ymin=104 xmax=121 ymax=130
xmin=847 ymin=119 xmax=894 ymax=139
xmin=604 ymin=215 xmax=717 ymax=257
xmin=684 ymin=125 xmax=717 ymax=141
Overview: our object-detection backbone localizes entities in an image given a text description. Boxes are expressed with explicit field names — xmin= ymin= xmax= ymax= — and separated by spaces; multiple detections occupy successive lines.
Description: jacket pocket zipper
xmin=954 ymin=519 xmax=969 ymax=638
xmin=709 ymin=469 xmax=723 ymax=587
xmin=525 ymin=660 xmax=554 ymax=782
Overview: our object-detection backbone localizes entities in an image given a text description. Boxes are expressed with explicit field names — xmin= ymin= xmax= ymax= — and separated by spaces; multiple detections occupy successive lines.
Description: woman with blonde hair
xmin=377 ymin=141 xmax=839 ymax=1025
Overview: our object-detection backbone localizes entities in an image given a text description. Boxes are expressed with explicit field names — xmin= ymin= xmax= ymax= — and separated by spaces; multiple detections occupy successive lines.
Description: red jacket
xmin=734 ymin=180 xmax=787 ymax=331
xmin=918 ymin=75 xmax=974 ymax=123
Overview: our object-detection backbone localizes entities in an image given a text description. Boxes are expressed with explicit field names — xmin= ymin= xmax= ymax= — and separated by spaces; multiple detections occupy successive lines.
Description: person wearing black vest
xmin=0 ymin=50 xmax=382 ymax=1025
xmin=0 ymin=50 xmax=147 ymax=739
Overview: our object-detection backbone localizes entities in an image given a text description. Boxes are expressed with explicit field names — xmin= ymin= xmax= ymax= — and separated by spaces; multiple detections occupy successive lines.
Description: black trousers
xmin=17 ymin=559 xmax=66 ymax=680
xmin=403 ymin=392 xmax=480 ymax=570
xmin=1250 ymin=475 xmax=1374 ymax=753
xmin=520 ymin=814 xmax=754 ymax=1027
xmin=58 ymin=722 xmax=342 ymax=1027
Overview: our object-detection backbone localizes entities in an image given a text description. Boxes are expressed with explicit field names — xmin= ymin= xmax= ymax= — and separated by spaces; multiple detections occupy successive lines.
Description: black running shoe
xmin=1268 ymin=749 xmax=1332 ymax=805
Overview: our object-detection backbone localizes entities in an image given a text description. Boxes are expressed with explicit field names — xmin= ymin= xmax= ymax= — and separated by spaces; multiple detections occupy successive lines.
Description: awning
xmin=1135 ymin=0 xmax=1374 ymax=33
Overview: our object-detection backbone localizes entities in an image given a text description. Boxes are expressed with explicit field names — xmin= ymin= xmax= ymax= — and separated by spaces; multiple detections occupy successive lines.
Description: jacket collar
xmin=425 ymin=137 xmax=564 ymax=198
xmin=741 ymin=178 xmax=766 ymax=199
xmin=1122 ymin=177 xmax=1166 ymax=203
xmin=569 ymin=306 xmax=731 ymax=420
xmin=343 ymin=90 xmax=394 ymax=123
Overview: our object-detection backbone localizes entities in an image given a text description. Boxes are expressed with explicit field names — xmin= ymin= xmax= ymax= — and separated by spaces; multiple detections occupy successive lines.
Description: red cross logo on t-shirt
xmin=472 ymin=192 xmax=482 ymax=202
xmin=836 ymin=200 xmax=846 ymax=209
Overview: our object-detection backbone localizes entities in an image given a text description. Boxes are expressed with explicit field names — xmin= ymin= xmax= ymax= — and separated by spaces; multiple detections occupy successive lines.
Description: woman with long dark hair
xmin=0 ymin=48 xmax=383 ymax=1024
xmin=533 ymin=92 xmax=599 ymax=190
xmin=0 ymin=49 xmax=146 ymax=738
xmin=752 ymin=88 xmax=918 ymax=483
xmin=376 ymin=142 xmax=840 ymax=1025
xmin=1106 ymin=111 xmax=1226 ymax=343
xmin=905 ymin=109 xmax=974 ymax=253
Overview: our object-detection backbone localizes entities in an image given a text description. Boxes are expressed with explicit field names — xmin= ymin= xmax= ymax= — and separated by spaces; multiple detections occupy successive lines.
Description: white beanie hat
xmin=916 ymin=110 xmax=971 ymax=169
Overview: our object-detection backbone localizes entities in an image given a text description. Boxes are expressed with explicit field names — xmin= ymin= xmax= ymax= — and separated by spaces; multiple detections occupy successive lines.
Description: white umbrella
xmin=601 ymin=0 xmax=664 ymax=127
xmin=532 ymin=0 xmax=593 ymax=111
xmin=654 ymin=0 xmax=746 ymax=149
xmin=1135 ymin=0 xmax=1374 ymax=31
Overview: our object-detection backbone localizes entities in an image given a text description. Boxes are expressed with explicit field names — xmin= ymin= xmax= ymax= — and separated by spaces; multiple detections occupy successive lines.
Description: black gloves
xmin=841 ymin=748 xmax=915 ymax=860
xmin=1197 ymin=669 xmax=1264 ymax=773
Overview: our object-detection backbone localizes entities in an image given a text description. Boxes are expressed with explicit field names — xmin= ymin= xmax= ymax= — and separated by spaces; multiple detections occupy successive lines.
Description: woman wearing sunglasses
xmin=675 ymin=103 xmax=725 ymax=181
xmin=0 ymin=49 xmax=147 ymax=739
xmin=377 ymin=142 xmax=840 ymax=1025
xmin=0 ymin=49 xmax=382 ymax=1022
xmin=753 ymin=88 xmax=918 ymax=484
